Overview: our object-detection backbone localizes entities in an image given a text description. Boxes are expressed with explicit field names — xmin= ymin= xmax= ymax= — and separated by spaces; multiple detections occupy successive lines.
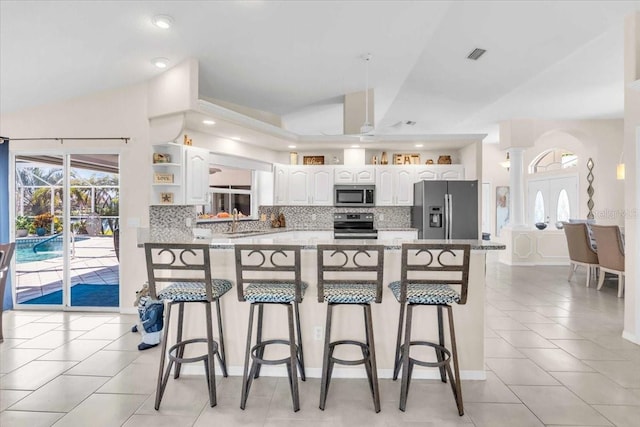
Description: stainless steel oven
xmin=334 ymin=185 xmax=375 ymax=207
xmin=333 ymin=213 xmax=378 ymax=239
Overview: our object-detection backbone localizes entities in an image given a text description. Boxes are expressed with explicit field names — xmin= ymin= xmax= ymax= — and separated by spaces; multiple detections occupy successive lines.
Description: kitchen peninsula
xmin=139 ymin=228 xmax=504 ymax=381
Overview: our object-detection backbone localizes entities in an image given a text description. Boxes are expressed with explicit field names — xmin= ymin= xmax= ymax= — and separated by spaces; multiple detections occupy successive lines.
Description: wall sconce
xmin=617 ymin=152 xmax=625 ymax=180
xmin=500 ymin=152 xmax=510 ymax=170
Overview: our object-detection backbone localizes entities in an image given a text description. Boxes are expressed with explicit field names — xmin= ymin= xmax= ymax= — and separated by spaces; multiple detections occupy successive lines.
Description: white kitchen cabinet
xmin=274 ymin=165 xmax=334 ymax=205
xmin=334 ymin=166 xmax=375 ymax=184
xmin=184 ymin=146 xmax=209 ymax=205
xmin=375 ymin=167 xmax=416 ymax=206
xmin=377 ymin=230 xmax=418 ymax=241
xmin=415 ymin=164 xmax=465 ymax=181
xmin=273 ymin=164 xmax=289 ymax=205
xmin=151 ymin=143 xmax=209 ymax=205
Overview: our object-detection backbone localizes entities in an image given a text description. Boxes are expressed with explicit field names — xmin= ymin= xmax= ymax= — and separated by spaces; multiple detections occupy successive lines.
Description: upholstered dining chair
xmin=563 ymin=222 xmax=599 ymax=288
xmin=0 ymin=242 xmax=16 ymax=343
xmin=591 ymin=225 xmax=625 ymax=298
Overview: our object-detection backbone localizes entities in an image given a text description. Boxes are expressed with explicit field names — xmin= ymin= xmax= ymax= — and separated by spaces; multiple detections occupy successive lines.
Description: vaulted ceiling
xmin=1 ymin=1 xmax=638 ymax=144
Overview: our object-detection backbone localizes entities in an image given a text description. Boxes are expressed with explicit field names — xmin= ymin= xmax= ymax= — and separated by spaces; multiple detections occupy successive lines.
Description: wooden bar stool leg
xmin=446 ymin=305 xmax=463 ymax=416
xmin=399 ymin=304 xmax=414 ymax=412
xmin=364 ymin=304 xmax=381 ymax=413
xmin=287 ymin=303 xmax=300 ymax=412
xmin=240 ymin=303 xmax=256 ymax=410
xmin=215 ymin=299 xmax=228 ymax=377
xmin=155 ymin=302 xmax=173 ymax=410
xmin=294 ymin=301 xmax=306 ymax=381
xmin=319 ymin=303 xmax=333 ymax=410
xmin=204 ymin=301 xmax=217 ymax=407
xmin=393 ymin=302 xmax=406 ymax=381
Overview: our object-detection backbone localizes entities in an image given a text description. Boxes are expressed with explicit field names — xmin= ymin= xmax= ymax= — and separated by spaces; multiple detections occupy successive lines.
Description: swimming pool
xmin=16 ymin=236 xmax=88 ymax=263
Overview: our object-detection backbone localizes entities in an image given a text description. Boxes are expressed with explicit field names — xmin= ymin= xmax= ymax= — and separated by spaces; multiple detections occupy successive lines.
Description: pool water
xmin=16 ymin=238 xmax=63 ymax=262
xmin=15 ymin=236 xmax=88 ymax=263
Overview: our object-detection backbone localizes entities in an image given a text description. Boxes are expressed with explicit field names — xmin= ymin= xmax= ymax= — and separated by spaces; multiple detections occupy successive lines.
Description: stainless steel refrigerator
xmin=412 ymin=180 xmax=479 ymax=239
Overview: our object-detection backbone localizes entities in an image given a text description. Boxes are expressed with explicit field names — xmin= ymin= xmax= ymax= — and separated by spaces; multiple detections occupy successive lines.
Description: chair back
xmin=316 ymin=244 xmax=384 ymax=303
xmin=563 ymin=222 xmax=598 ymax=264
xmin=0 ymin=242 xmax=16 ymax=300
xmin=144 ymin=243 xmax=214 ymax=301
xmin=400 ymin=243 xmax=471 ymax=304
xmin=234 ymin=244 xmax=303 ymax=303
xmin=591 ymin=225 xmax=624 ymax=272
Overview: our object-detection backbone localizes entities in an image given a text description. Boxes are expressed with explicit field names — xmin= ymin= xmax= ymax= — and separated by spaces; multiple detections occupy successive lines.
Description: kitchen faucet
xmin=230 ymin=208 xmax=239 ymax=233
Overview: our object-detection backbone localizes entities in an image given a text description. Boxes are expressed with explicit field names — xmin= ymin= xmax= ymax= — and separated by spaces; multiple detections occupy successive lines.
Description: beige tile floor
xmin=1 ymin=255 xmax=640 ymax=426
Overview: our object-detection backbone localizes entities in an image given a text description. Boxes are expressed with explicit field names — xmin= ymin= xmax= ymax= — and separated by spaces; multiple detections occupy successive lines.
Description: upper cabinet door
xmin=438 ymin=165 xmax=465 ymax=180
xmin=310 ymin=168 xmax=333 ymax=205
xmin=415 ymin=167 xmax=438 ymax=181
xmin=288 ymin=168 xmax=312 ymax=205
xmin=375 ymin=168 xmax=395 ymax=205
xmin=334 ymin=166 xmax=375 ymax=184
xmin=395 ymin=168 xmax=415 ymax=205
xmin=184 ymin=146 xmax=209 ymax=205
xmin=274 ymin=165 xmax=289 ymax=205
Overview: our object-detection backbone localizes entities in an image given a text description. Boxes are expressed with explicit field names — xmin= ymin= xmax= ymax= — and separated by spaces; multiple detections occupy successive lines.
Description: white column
xmin=509 ymin=148 xmax=526 ymax=227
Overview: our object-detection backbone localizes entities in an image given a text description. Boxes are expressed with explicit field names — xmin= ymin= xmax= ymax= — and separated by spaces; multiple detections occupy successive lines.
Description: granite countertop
xmin=139 ymin=228 xmax=505 ymax=251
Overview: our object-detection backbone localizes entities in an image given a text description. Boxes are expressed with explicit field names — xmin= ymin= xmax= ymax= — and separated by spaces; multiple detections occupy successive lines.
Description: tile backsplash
xmin=149 ymin=205 xmax=411 ymax=233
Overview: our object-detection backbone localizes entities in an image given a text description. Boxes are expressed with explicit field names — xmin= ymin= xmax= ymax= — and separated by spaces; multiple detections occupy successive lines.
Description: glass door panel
xmin=14 ymin=153 xmax=120 ymax=309
xmin=68 ymin=154 xmax=120 ymax=308
xmin=14 ymin=155 xmax=65 ymax=306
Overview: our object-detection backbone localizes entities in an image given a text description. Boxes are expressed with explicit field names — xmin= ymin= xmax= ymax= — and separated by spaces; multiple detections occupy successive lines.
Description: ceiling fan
xmin=329 ymin=53 xmax=416 ymax=141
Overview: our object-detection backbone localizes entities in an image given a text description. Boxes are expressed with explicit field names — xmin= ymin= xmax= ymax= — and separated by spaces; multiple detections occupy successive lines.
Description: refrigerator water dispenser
xmin=429 ymin=206 xmax=442 ymax=228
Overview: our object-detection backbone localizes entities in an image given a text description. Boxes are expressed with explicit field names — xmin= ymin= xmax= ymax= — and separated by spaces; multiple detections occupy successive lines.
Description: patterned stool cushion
xmin=323 ymin=284 xmax=377 ymax=304
xmin=157 ymin=279 xmax=233 ymax=302
xmin=244 ymin=282 xmax=308 ymax=303
xmin=388 ymin=281 xmax=461 ymax=305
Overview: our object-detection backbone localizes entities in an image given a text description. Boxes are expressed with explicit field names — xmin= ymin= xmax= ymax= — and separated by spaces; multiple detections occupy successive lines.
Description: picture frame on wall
xmin=496 ymin=186 xmax=510 ymax=237
xmin=303 ymin=156 xmax=324 ymax=165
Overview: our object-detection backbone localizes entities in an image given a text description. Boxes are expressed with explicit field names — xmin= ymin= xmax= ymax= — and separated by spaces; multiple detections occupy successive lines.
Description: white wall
xmin=0 ymin=82 xmax=151 ymax=310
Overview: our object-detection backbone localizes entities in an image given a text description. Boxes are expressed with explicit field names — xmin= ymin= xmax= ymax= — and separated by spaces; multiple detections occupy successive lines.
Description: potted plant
xmin=33 ymin=213 xmax=53 ymax=236
xmin=15 ymin=215 xmax=31 ymax=237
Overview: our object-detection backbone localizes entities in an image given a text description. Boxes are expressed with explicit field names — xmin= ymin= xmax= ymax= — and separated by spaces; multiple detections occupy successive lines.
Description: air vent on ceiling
xmin=467 ymin=48 xmax=487 ymax=61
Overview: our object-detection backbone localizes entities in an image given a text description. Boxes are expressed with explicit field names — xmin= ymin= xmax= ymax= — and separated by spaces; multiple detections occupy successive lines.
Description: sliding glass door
xmin=14 ymin=153 xmax=120 ymax=309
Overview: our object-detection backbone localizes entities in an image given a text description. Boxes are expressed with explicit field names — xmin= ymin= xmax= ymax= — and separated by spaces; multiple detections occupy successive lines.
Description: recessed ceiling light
xmin=351 ymin=145 xmax=360 ymax=148
xmin=230 ymin=136 xmax=241 ymax=141
xmin=152 ymin=15 xmax=174 ymax=29
xmin=415 ymin=144 xmax=424 ymax=148
xmin=202 ymin=119 xmax=215 ymax=125
xmin=152 ymin=57 xmax=169 ymax=69
xmin=288 ymin=145 xmax=296 ymax=149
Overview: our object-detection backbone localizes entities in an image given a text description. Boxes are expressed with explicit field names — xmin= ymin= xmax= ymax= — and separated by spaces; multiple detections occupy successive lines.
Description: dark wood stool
xmin=316 ymin=244 xmax=384 ymax=412
xmin=390 ymin=243 xmax=470 ymax=415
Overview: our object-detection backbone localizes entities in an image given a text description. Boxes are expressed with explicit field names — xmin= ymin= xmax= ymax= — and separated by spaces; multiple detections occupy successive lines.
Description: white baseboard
xmin=622 ymin=330 xmax=640 ymax=345
xmin=120 ymin=307 xmax=137 ymax=315
xmin=177 ymin=364 xmax=486 ymax=381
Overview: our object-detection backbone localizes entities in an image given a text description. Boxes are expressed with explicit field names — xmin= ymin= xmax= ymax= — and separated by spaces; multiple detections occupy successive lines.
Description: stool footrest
xmin=329 ymin=339 xmax=370 ymax=366
xmin=168 ymin=338 xmax=218 ymax=365
xmin=251 ymin=339 xmax=300 ymax=366
xmin=402 ymin=340 xmax=451 ymax=368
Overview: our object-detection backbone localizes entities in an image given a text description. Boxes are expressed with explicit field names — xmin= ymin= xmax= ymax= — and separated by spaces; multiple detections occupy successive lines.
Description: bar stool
xmin=316 ymin=244 xmax=384 ymax=412
xmin=390 ymin=243 xmax=470 ymax=415
xmin=144 ymin=243 xmax=232 ymax=410
xmin=235 ymin=244 xmax=306 ymax=412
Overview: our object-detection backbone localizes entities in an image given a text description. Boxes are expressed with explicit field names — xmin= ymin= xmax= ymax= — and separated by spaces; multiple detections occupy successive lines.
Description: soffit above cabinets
xmin=186 ymin=100 xmax=485 ymax=152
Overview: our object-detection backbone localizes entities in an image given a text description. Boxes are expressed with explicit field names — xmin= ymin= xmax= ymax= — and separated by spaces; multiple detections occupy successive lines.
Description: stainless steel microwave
xmin=334 ymin=185 xmax=375 ymax=207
